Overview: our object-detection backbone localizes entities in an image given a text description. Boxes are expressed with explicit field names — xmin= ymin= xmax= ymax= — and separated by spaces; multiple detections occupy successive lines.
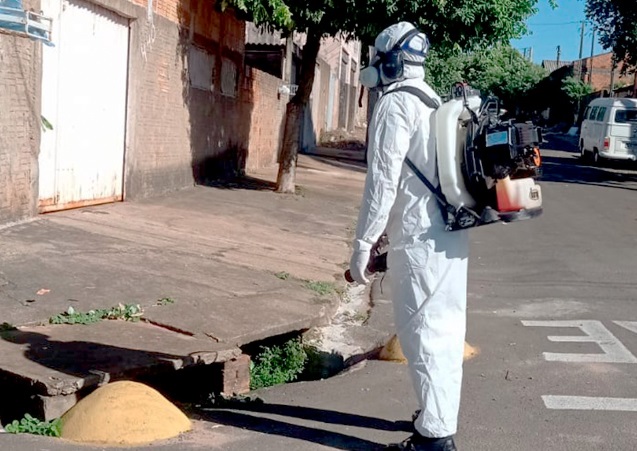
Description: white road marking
xmin=521 ymin=320 xmax=637 ymax=363
xmin=615 ymin=321 xmax=637 ymax=335
xmin=543 ymin=396 xmax=637 ymax=412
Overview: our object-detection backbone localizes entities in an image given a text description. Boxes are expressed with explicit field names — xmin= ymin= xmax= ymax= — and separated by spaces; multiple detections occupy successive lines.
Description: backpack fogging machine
xmin=346 ymin=83 xmax=543 ymax=282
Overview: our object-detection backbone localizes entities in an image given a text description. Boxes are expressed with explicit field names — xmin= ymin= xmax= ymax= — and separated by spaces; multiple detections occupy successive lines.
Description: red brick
xmin=245 ymin=69 xmax=288 ymax=171
xmin=220 ymin=354 xmax=251 ymax=395
xmin=578 ymin=52 xmax=634 ymax=92
xmin=0 ymin=0 xmax=41 ymax=224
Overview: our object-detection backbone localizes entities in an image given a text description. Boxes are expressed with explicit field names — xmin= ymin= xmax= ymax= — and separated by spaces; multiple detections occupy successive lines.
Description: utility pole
xmin=283 ymin=33 xmax=294 ymax=84
xmin=556 ymin=45 xmax=561 ymax=67
xmin=578 ymin=21 xmax=585 ymax=80
xmin=588 ymin=28 xmax=596 ymax=85
xmin=609 ymin=55 xmax=617 ymax=97
xmin=529 ymin=47 xmax=534 ymax=63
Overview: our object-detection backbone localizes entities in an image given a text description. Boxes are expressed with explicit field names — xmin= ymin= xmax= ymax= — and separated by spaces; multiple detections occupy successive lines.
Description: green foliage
xmin=465 ymin=45 xmax=547 ymax=104
xmin=49 ymin=304 xmax=143 ymax=325
xmin=304 ymin=280 xmax=335 ymax=297
xmin=586 ymin=0 xmax=637 ymax=69
xmin=229 ymin=0 xmax=545 ymax=52
xmin=426 ymin=44 xmax=546 ymax=108
xmin=41 ymin=115 xmax=53 ymax=131
xmin=275 ymin=271 xmax=291 ymax=280
xmin=562 ymin=77 xmax=594 ymax=102
xmin=156 ymin=297 xmax=175 ymax=306
xmin=222 ymin=0 xmax=293 ymax=29
xmin=4 ymin=414 xmax=62 ymax=437
xmin=250 ymin=339 xmax=308 ymax=390
xmin=425 ymin=48 xmax=469 ymax=97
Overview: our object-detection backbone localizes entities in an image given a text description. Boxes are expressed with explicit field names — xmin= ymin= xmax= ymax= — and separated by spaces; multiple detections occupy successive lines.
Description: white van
xmin=579 ymin=97 xmax=637 ymax=164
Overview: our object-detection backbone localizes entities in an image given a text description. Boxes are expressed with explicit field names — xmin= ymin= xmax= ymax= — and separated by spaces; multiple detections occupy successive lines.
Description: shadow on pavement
xmin=197 ymin=175 xmax=278 ymax=191
xmin=302 ymin=155 xmax=367 ymax=174
xmin=1 ymin=330 xmax=183 ymax=380
xmin=0 ymin=329 xmax=186 ymax=423
xmin=200 ymin=403 xmax=411 ymax=450
xmin=540 ymin=135 xmax=637 ymax=192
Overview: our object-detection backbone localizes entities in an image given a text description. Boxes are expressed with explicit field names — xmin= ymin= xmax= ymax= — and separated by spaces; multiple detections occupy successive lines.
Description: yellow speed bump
xmin=379 ymin=335 xmax=480 ymax=363
xmin=61 ymin=381 xmax=191 ymax=446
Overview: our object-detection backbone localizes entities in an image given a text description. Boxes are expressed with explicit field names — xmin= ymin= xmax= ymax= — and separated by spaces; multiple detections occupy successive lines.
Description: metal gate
xmin=39 ymin=0 xmax=129 ymax=212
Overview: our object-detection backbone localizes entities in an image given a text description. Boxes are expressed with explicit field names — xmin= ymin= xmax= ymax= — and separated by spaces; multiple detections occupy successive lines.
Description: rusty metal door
xmin=39 ymin=0 xmax=129 ymax=212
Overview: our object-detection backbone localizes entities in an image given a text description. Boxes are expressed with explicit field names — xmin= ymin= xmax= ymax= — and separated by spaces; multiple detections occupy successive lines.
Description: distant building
xmin=541 ymin=59 xmax=572 ymax=74
xmin=542 ymin=52 xmax=636 ymax=94
xmin=578 ymin=52 xmax=634 ymax=92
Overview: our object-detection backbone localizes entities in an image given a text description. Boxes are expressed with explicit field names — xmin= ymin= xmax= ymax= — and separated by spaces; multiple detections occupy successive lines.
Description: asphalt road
xmin=1 ymin=136 xmax=636 ymax=450
xmin=459 ymin=135 xmax=637 ymax=450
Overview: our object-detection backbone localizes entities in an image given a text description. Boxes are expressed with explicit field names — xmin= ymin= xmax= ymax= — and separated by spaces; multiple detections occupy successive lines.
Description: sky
xmin=511 ymin=0 xmax=606 ymax=64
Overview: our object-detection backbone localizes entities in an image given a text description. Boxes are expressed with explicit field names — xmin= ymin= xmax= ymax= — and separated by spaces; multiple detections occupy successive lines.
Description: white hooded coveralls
xmin=353 ymin=23 xmax=470 ymax=439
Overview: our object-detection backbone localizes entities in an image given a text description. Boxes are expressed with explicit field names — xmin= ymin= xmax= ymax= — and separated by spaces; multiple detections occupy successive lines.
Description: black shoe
xmin=385 ymin=433 xmax=457 ymax=451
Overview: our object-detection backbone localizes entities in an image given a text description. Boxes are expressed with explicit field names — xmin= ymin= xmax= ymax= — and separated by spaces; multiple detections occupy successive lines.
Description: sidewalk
xmin=0 ymin=152 xmax=372 ymax=420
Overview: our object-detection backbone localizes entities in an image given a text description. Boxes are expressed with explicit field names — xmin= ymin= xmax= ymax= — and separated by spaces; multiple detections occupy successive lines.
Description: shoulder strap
xmin=386 ymin=85 xmax=440 ymax=110
xmin=384 ymin=85 xmax=446 ymax=205
xmin=384 ymin=86 xmax=484 ymax=230
xmin=404 ymin=157 xmax=453 ymax=213
xmin=386 ymin=87 xmax=459 ymax=225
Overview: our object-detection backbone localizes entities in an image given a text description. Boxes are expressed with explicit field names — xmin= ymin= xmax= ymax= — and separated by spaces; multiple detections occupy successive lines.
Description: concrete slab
xmin=0 ymin=321 xmax=241 ymax=397
xmin=0 ymin=155 xmax=363 ymax=336
xmin=0 ymin=154 xmax=366 ymax=420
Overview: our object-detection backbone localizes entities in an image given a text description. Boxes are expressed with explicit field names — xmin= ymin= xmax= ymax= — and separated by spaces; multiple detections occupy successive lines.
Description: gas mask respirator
xmin=359 ymin=28 xmax=428 ymax=89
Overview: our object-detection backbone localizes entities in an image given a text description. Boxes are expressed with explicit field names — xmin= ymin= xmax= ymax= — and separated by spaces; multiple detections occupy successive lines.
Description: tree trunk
xmin=276 ymin=29 xmax=322 ymax=193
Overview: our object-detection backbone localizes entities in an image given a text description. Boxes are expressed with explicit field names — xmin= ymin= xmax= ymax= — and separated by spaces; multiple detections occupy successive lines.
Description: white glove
xmin=348 ymin=249 xmax=371 ymax=285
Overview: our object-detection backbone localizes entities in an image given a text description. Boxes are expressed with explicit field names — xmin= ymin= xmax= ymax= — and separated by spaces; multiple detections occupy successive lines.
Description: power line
xmin=528 ymin=20 xmax=585 ymax=26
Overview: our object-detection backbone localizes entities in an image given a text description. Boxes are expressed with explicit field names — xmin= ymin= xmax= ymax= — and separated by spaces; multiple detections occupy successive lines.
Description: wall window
xmin=221 ymin=57 xmax=238 ymax=97
xmin=189 ymin=46 xmax=215 ymax=91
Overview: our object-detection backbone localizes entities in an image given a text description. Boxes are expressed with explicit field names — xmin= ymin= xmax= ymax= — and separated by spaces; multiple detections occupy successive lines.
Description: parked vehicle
xmin=580 ymin=98 xmax=637 ymax=165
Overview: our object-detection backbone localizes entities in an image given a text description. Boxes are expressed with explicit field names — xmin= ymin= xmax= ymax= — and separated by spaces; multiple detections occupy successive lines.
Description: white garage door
xmin=39 ymin=0 xmax=129 ymax=212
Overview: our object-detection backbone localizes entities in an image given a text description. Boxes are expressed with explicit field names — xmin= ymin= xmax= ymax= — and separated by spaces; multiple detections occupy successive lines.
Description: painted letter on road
xmin=543 ymin=396 xmax=637 ymax=412
xmin=521 ymin=320 xmax=637 ymax=363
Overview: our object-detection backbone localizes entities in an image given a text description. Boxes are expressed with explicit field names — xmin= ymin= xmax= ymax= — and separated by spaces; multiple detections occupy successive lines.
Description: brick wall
xmin=124 ymin=0 xmax=250 ymax=198
xmin=244 ymin=68 xmax=287 ymax=171
xmin=0 ymin=1 xmax=41 ymax=224
xmin=580 ymin=52 xmax=634 ymax=92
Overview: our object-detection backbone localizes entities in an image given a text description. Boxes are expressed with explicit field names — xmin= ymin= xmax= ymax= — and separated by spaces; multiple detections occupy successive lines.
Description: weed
xmin=250 ymin=338 xmax=308 ymax=390
xmin=352 ymin=312 xmax=368 ymax=323
xmin=304 ymin=280 xmax=336 ymax=297
xmin=40 ymin=115 xmax=53 ymax=132
xmin=49 ymin=304 xmax=143 ymax=325
xmin=275 ymin=271 xmax=291 ymax=281
xmin=4 ymin=414 xmax=61 ymax=437
xmin=0 ymin=322 xmax=16 ymax=332
xmin=205 ymin=393 xmax=264 ymax=408
xmin=295 ymin=185 xmax=307 ymax=197
xmin=156 ymin=297 xmax=175 ymax=306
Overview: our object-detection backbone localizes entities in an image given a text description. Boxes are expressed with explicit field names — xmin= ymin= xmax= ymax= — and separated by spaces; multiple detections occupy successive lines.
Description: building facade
xmin=0 ymin=1 xmax=366 ymax=226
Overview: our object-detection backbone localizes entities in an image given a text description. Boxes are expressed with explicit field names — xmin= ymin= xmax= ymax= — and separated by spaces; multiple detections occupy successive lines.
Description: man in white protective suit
xmin=350 ymin=22 xmax=469 ymax=451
